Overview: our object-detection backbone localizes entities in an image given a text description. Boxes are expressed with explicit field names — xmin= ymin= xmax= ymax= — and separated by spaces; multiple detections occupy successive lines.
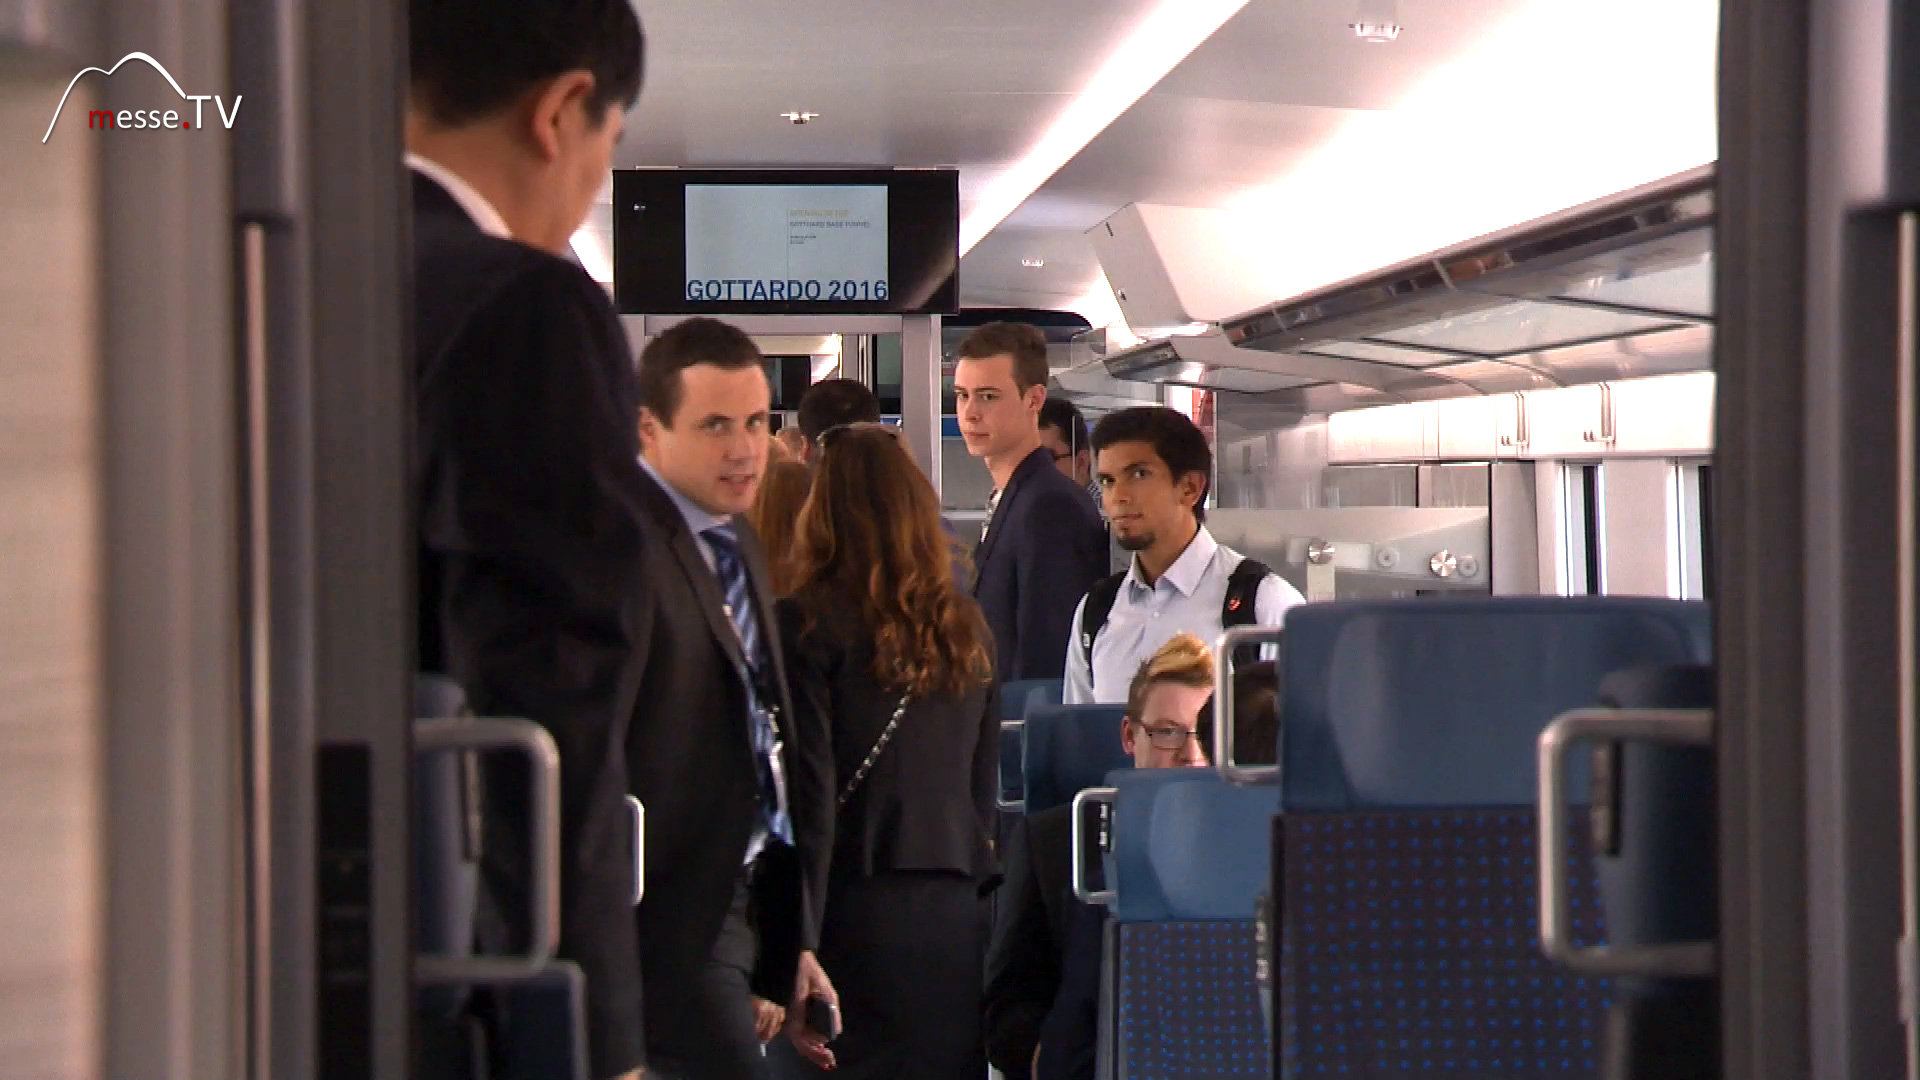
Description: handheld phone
xmin=804 ymin=995 xmax=841 ymax=1040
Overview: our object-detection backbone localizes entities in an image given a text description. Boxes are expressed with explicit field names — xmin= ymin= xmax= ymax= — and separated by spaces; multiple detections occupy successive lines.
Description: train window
xmin=1677 ymin=460 xmax=1714 ymax=600
xmin=1560 ymin=463 xmax=1605 ymax=594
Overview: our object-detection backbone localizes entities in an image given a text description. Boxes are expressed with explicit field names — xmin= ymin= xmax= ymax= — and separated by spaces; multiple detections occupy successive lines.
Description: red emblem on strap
xmin=1227 ymin=596 xmax=1243 ymax=612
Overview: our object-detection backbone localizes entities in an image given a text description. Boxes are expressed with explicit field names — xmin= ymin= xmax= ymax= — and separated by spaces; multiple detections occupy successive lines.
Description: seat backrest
xmin=1109 ymin=768 xmax=1278 ymax=924
xmin=1268 ymin=598 xmax=1708 ymax=1079
xmin=1279 ymin=597 xmax=1712 ymax=811
xmin=999 ymin=679 xmax=1064 ymax=810
xmin=1022 ymin=703 xmax=1130 ymax=815
xmin=413 ymin=675 xmax=479 ymax=1020
xmin=1591 ymin=663 xmax=1718 ymax=1079
xmin=1000 ymin=677 xmax=1065 ymax=720
xmin=1106 ymin=768 xmax=1277 ymax=1079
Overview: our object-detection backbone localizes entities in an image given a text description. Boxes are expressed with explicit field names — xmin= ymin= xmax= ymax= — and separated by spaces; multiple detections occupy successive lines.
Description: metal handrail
xmin=1536 ymin=706 xmax=1716 ymax=977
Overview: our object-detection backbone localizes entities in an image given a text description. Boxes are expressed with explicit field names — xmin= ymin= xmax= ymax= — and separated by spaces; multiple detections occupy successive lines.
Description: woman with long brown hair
xmin=746 ymin=457 xmax=812 ymax=596
xmin=768 ymin=423 xmax=999 ymax=1080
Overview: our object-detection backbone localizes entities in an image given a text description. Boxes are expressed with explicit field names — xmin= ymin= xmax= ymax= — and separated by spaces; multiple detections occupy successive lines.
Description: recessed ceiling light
xmin=780 ymin=111 xmax=820 ymax=125
xmin=1022 ymin=257 xmax=1046 ymax=268
xmin=1350 ymin=0 xmax=1401 ymax=41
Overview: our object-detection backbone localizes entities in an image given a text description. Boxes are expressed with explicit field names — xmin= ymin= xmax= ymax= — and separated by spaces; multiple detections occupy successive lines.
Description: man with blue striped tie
xmin=629 ymin=317 xmax=840 ymax=1079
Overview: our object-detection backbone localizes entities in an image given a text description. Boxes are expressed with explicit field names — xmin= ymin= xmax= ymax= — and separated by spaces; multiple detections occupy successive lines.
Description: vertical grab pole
xmin=1895 ymin=210 xmax=1919 ymax=1080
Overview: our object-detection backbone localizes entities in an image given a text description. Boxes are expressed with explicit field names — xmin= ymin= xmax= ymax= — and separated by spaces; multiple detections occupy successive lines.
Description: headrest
xmin=999 ymin=678 xmax=1065 ymax=721
xmin=1108 ymin=768 xmax=1277 ymax=923
xmin=1593 ymin=663 xmax=1717 ymax=954
xmin=1280 ymin=597 xmax=1711 ymax=812
xmin=1022 ymin=704 xmax=1130 ymax=814
xmin=416 ymin=673 xmax=469 ymax=722
xmin=412 ymin=674 xmax=477 ymax=1018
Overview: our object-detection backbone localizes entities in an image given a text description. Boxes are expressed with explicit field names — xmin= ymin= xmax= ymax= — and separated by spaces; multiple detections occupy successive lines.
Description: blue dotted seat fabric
xmin=1276 ymin=810 xmax=1607 ymax=1079
xmin=1118 ymin=920 xmax=1272 ymax=1078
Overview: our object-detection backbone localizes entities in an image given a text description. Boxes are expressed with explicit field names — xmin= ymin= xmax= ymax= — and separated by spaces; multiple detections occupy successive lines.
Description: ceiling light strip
xmin=957 ymin=0 xmax=1251 ymax=255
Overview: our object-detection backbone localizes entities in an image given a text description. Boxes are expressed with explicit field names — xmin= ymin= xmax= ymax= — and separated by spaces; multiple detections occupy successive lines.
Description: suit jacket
xmin=1035 ymin=900 xmax=1105 ymax=1080
xmin=624 ymin=473 xmax=835 ymax=1063
xmin=984 ymin=803 xmax=1075 ymax=1078
xmin=973 ymin=447 xmax=1111 ymax=681
xmin=412 ymin=172 xmax=649 ymax=1077
xmin=776 ymin=590 xmax=1000 ymax=925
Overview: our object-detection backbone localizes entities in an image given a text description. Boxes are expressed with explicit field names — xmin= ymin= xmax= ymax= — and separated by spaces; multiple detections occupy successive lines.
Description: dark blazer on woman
xmin=776 ymin=592 xmax=1001 ymax=907
xmin=772 ymin=590 xmax=1003 ymax=1080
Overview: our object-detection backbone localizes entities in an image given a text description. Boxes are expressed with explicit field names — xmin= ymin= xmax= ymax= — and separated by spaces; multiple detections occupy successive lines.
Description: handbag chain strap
xmin=838 ymin=693 xmax=911 ymax=807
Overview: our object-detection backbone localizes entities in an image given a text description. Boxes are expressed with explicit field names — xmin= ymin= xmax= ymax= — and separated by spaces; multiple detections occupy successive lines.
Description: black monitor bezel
xmin=612 ymin=167 xmax=960 ymax=316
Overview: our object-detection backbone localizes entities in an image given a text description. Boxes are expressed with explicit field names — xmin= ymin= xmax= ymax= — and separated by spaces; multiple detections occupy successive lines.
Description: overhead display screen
xmin=613 ymin=169 xmax=958 ymax=315
xmin=684 ymin=184 xmax=889 ymax=303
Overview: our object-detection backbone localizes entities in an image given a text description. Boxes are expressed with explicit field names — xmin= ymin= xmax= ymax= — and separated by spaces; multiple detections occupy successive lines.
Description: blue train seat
xmin=415 ymin=675 xmax=479 ymax=1021
xmin=1001 ymin=678 xmax=1066 ymax=720
xmin=413 ymin=675 xmax=589 ymax=1080
xmin=1023 ymin=703 xmax=1130 ymax=815
xmin=1104 ymin=768 xmax=1279 ymax=1079
xmin=1269 ymin=597 xmax=1710 ymax=1079
xmin=998 ymin=679 xmax=1065 ymax=810
xmin=1587 ymin=664 xmax=1717 ymax=1080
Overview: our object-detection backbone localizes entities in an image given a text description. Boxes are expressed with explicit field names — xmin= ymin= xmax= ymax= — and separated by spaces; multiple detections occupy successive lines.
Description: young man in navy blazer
xmin=954 ymin=322 xmax=1111 ymax=681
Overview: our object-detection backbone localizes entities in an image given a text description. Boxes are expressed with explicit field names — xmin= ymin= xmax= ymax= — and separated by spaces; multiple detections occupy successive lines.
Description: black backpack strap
xmin=1221 ymin=558 xmax=1273 ymax=668
xmin=1078 ymin=572 xmax=1127 ymax=673
xmin=1222 ymin=559 xmax=1271 ymax=628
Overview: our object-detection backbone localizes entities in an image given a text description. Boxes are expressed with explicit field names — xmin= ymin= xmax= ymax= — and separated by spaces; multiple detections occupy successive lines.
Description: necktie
xmin=980 ymin=488 xmax=1002 ymax=544
xmin=701 ymin=524 xmax=792 ymax=847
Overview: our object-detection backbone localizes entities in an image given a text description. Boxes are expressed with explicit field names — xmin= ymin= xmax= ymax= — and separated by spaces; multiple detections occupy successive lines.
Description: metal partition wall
xmin=89 ymin=0 xmax=249 ymax=1077
xmin=230 ymin=0 xmax=413 ymax=1074
xmin=1721 ymin=0 xmax=1919 ymax=1077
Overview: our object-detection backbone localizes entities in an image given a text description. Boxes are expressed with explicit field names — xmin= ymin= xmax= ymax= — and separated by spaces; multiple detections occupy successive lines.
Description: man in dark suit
xmin=954 ymin=322 xmax=1111 ymax=680
xmin=408 ymin=3 xmax=646 ymax=1077
xmin=629 ymin=318 xmax=840 ymax=1079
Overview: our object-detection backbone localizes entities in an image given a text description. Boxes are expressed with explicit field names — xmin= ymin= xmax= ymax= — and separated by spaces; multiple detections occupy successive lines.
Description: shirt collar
xmin=406 ymin=152 xmax=512 ymax=240
xmin=1126 ymin=525 xmax=1217 ymax=598
xmin=638 ymin=455 xmax=730 ymax=538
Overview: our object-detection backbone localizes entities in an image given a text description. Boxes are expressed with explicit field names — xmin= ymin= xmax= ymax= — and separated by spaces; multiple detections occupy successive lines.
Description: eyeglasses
xmin=816 ymin=421 xmax=903 ymax=448
xmin=1130 ymin=720 xmax=1199 ymax=750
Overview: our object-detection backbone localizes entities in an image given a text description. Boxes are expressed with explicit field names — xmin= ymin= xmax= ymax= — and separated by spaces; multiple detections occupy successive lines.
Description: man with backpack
xmin=1061 ymin=406 xmax=1303 ymax=705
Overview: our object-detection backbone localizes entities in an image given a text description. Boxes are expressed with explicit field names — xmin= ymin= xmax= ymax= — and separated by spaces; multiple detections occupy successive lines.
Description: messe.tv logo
xmin=41 ymin=52 xmax=243 ymax=143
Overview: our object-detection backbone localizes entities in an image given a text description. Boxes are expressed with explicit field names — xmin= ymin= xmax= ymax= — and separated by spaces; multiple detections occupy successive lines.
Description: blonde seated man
xmin=985 ymin=633 xmax=1216 ymax=1080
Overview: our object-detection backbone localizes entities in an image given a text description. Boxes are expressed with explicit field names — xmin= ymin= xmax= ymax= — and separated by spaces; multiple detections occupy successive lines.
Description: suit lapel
xmin=972 ymin=447 xmax=1048 ymax=591
xmin=637 ymin=472 xmax=750 ymax=674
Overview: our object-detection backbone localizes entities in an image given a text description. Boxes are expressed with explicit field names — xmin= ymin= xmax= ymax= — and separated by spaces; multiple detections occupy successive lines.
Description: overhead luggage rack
xmin=1097 ymin=166 xmax=1717 ymax=407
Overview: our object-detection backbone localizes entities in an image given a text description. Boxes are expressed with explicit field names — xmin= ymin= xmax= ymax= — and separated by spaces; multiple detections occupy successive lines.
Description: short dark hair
xmin=1197 ymin=662 xmax=1281 ymax=766
xmin=1231 ymin=661 xmax=1282 ymax=766
xmin=797 ymin=378 xmax=881 ymax=441
xmin=956 ymin=322 xmax=1050 ymax=393
xmin=410 ymin=0 xmax=645 ymax=128
xmin=1039 ymin=397 xmax=1090 ymax=455
xmin=637 ymin=318 xmax=764 ymax=426
xmin=1090 ymin=406 xmax=1213 ymax=522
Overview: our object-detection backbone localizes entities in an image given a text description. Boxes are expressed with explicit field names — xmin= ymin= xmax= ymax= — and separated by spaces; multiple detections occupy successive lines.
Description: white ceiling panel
xmin=597 ymin=0 xmax=1547 ymax=314
xmin=1156 ymin=0 xmax=1536 ymax=109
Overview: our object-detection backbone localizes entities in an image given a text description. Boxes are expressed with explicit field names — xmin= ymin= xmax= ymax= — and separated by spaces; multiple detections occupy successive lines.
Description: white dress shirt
xmin=406 ymin=151 xmax=512 ymax=239
xmin=1062 ymin=525 xmax=1303 ymax=705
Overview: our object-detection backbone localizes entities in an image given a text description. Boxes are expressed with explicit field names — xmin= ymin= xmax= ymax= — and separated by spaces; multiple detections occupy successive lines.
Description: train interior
xmin=2 ymin=0 xmax=1916 ymax=1077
